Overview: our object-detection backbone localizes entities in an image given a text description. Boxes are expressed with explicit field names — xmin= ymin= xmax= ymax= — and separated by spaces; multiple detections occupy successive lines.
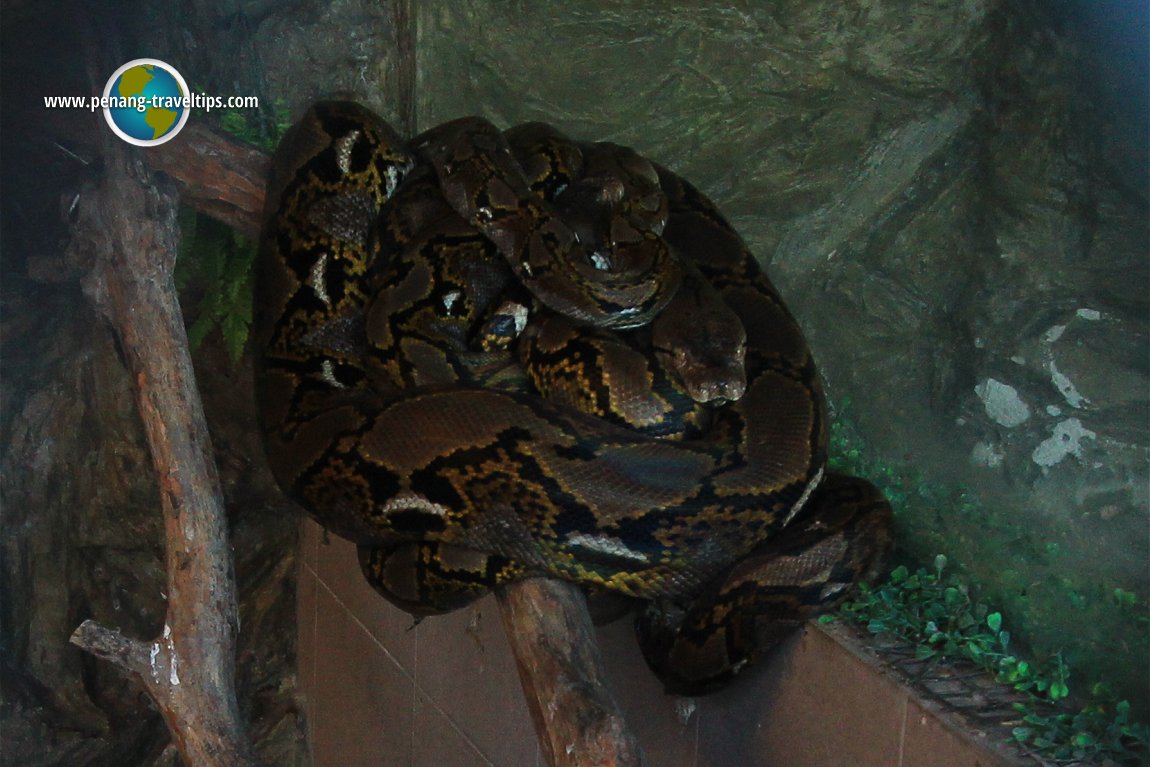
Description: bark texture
xmin=499 ymin=580 xmax=648 ymax=767
xmin=65 ymin=138 xmax=261 ymax=767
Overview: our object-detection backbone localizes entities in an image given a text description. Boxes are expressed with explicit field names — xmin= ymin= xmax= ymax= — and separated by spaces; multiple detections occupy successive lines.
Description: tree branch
xmin=67 ymin=136 xmax=261 ymax=767
xmin=498 ymin=580 xmax=648 ymax=767
xmin=70 ymin=619 xmax=153 ymax=675
xmin=149 ymin=123 xmax=270 ymax=240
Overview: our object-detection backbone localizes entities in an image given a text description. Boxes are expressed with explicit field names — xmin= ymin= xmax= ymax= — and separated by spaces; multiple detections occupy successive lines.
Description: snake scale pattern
xmin=256 ymin=101 xmax=892 ymax=693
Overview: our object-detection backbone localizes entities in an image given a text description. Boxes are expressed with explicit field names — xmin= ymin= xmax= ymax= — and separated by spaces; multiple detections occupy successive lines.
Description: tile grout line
xmin=896 ymin=691 xmax=909 ymax=767
xmin=302 ymin=560 xmax=320 ymax=765
xmin=314 ymin=574 xmax=418 ymax=685
xmin=409 ymin=622 xmax=497 ymax=767
xmin=311 ymin=569 xmax=495 ymax=766
xmin=310 ymin=572 xmax=419 ymax=765
xmin=692 ymin=700 xmax=701 ymax=767
xmin=411 ymin=615 xmax=418 ymax=765
xmin=299 ymin=521 xmax=321 ymax=765
xmin=413 ymin=686 xmax=497 ymax=767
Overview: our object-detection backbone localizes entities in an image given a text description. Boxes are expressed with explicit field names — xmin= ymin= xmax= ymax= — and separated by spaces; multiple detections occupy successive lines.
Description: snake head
xmin=653 ymin=268 xmax=748 ymax=405
xmin=657 ymin=333 xmax=747 ymax=404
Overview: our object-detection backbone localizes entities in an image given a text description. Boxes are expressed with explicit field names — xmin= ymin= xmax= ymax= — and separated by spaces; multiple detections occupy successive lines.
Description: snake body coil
xmin=256 ymin=102 xmax=891 ymax=693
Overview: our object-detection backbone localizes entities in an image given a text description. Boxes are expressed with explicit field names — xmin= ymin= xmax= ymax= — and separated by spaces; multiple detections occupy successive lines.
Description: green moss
xmin=827 ymin=398 xmax=1149 ymax=763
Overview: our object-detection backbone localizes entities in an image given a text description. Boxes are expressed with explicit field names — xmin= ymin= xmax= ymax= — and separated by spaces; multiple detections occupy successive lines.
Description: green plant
xmin=175 ymin=209 xmax=254 ymax=363
xmin=830 ymin=556 xmax=1148 ymax=763
xmin=824 ymin=397 xmax=1148 ymax=763
xmin=212 ymin=98 xmax=291 ymax=151
xmin=174 ymin=98 xmax=290 ymax=361
xmin=825 ymin=397 xmax=1149 ymax=728
xmin=1011 ymin=686 xmax=1147 ymax=763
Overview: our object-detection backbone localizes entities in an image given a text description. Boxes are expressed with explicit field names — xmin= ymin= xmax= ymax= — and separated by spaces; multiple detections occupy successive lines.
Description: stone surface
xmin=250 ymin=0 xmax=408 ymax=125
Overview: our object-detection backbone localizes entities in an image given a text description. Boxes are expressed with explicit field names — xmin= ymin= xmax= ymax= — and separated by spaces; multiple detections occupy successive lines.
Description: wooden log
xmin=149 ymin=123 xmax=271 ymax=240
xmin=498 ymin=580 xmax=648 ymax=767
xmin=66 ymin=136 xmax=262 ymax=767
xmin=26 ymin=106 xmax=270 ymax=240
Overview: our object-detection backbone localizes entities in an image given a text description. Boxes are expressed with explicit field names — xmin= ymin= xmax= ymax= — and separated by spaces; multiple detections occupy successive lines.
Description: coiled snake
xmin=256 ymin=101 xmax=891 ymax=693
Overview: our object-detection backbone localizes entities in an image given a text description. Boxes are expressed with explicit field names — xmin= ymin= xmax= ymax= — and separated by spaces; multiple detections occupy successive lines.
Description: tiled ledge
xmin=297 ymin=517 xmax=1026 ymax=766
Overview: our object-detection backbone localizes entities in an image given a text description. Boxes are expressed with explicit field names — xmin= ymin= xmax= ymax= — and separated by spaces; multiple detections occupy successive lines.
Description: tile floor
xmin=297 ymin=518 xmax=1020 ymax=767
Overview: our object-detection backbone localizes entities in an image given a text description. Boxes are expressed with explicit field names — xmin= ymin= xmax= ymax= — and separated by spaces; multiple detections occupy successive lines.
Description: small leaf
xmin=222 ymin=312 xmax=249 ymax=362
xmin=933 ymin=554 xmax=947 ymax=575
xmin=1073 ymin=732 xmax=1096 ymax=747
xmin=987 ymin=612 xmax=1002 ymax=633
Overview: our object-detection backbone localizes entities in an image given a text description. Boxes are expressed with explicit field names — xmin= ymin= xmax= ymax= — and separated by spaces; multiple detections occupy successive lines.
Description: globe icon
xmin=103 ymin=60 xmax=190 ymax=146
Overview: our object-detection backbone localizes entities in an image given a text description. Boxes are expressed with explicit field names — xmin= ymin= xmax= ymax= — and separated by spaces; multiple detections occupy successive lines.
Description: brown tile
xmin=698 ymin=625 xmax=906 ymax=767
xmin=414 ymin=594 xmax=542 ymax=767
xmin=309 ymin=581 xmax=415 ymax=767
xmin=314 ymin=529 xmax=419 ymax=673
xmin=597 ymin=617 xmax=698 ymax=767
xmin=694 ymin=630 xmax=805 ymax=767
xmin=412 ymin=690 xmax=498 ymax=767
xmin=301 ymin=556 xmax=1022 ymax=767
xmin=300 ymin=516 xmax=323 ymax=572
xmin=296 ymin=561 xmax=319 ymax=736
xmin=900 ymin=698 xmax=1010 ymax=767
